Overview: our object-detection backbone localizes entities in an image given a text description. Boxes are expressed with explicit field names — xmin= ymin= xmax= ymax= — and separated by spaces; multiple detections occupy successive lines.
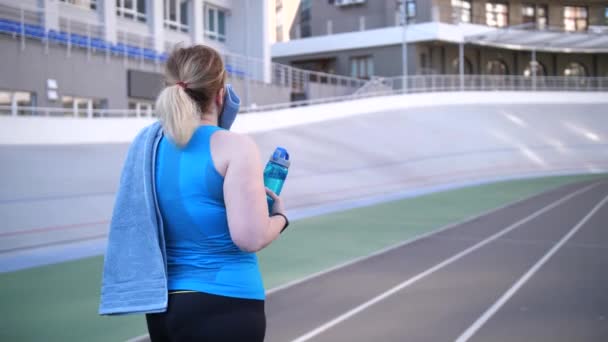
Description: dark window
xmin=486 ymin=60 xmax=508 ymax=75
xmin=523 ymin=61 xmax=546 ymax=77
xmin=563 ymin=62 xmax=586 ymax=77
xmin=451 ymin=57 xmax=473 ymax=74
xmin=117 ymin=0 xmax=147 ymax=22
xmin=350 ymin=56 xmax=374 ymax=79
xmin=60 ymin=0 xmax=97 ymax=11
xmin=486 ymin=2 xmax=508 ymax=27
xmin=451 ymin=0 xmax=472 ymax=23
xmin=300 ymin=0 xmax=312 ymax=38
xmin=522 ymin=4 xmax=547 ymax=29
xmin=564 ymin=6 xmax=587 ymax=32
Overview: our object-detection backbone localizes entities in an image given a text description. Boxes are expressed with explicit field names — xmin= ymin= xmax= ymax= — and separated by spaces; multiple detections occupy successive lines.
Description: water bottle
xmin=263 ymin=147 xmax=290 ymax=212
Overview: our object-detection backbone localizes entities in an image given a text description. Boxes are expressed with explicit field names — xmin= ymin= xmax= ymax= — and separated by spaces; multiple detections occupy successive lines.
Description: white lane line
xmin=455 ymin=192 xmax=608 ymax=342
xmin=290 ymin=183 xmax=599 ymax=342
xmin=124 ymin=183 xmax=586 ymax=342
xmin=268 ymin=181 xmax=582 ymax=295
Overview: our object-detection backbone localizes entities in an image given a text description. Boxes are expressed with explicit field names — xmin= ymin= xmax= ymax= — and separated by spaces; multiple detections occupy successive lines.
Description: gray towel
xmin=99 ymin=121 xmax=168 ymax=315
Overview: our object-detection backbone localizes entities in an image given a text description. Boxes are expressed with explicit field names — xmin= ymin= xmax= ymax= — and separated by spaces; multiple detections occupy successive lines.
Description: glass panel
xmin=367 ymin=58 xmax=374 ymax=77
xmin=180 ymin=0 xmax=188 ymax=25
xmin=169 ymin=0 xmax=176 ymax=21
xmin=350 ymin=60 xmax=357 ymax=78
xmin=407 ymin=0 xmax=416 ymax=19
xmin=577 ymin=19 xmax=587 ymax=30
xmin=13 ymin=92 xmax=31 ymax=105
xmin=208 ymin=8 xmax=215 ymax=31
xmin=218 ymin=10 xmax=225 ymax=35
xmin=522 ymin=5 xmax=534 ymax=18
xmin=137 ymin=0 xmax=146 ymax=14
xmin=564 ymin=62 xmax=586 ymax=77
xmin=359 ymin=59 xmax=365 ymax=77
xmin=0 ymin=91 xmax=10 ymax=106
xmin=487 ymin=60 xmax=507 ymax=75
xmin=537 ymin=5 xmax=546 ymax=16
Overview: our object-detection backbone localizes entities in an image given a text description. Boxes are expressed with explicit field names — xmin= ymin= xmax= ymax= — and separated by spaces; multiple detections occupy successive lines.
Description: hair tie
xmin=176 ymin=81 xmax=188 ymax=89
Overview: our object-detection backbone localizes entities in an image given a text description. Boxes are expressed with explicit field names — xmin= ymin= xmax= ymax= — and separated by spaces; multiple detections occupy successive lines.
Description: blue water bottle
xmin=264 ymin=147 xmax=290 ymax=212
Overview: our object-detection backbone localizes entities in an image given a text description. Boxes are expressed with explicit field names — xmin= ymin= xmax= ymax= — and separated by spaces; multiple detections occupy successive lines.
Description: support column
xmin=43 ymin=0 xmax=59 ymax=31
xmin=151 ymin=0 xmax=165 ymax=52
xmin=531 ymin=49 xmax=537 ymax=90
xmin=192 ymin=0 xmax=204 ymax=44
xmin=101 ymin=0 xmax=117 ymax=43
xmin=261 ymin=0 xmax=271 ymax=83
xmin=459 ymin=41 xmax=464 ymax=90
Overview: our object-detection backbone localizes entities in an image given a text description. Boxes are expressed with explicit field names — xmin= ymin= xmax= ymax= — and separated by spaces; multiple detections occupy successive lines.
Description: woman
xmin=146 ymin=45 xmax=288 ymax=341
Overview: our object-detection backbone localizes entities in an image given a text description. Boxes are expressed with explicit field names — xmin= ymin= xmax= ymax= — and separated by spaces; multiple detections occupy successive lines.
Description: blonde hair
xmin=156 ymin=45 xmax=226 ymax=146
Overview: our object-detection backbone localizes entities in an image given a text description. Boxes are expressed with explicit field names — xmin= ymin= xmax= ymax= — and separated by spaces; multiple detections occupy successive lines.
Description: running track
xmin=264 ymin=179 xmax=608 ymax=342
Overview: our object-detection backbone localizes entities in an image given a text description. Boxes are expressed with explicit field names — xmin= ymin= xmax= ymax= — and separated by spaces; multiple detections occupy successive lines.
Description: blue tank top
xmin=155 ymin=125 xmax=265 ymax=300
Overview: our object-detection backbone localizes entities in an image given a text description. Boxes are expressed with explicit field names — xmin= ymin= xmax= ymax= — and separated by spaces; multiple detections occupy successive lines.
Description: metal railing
xmin=2 ymin=75 xmax=606 ymax=117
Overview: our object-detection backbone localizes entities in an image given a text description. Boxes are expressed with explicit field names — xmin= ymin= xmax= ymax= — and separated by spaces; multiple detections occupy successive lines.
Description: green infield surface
xmin=0 ymin=174 xmax=606 ymax=342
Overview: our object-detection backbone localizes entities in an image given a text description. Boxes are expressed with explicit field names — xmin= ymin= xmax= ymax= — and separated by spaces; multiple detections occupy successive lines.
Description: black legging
xmin=146 ymin=291 xmax=266 ymax=342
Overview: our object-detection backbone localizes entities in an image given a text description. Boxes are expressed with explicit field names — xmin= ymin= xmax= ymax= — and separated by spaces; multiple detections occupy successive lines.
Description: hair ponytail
xmin=156 ymin=84 xmax=199 ymax=147
xmin=156 ymin=45 xmax=226 ymax=147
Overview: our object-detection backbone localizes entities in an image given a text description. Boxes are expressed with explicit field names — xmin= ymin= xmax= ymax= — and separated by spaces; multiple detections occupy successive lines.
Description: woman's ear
xmin=216 ymin=87 xmax=225 ymax=110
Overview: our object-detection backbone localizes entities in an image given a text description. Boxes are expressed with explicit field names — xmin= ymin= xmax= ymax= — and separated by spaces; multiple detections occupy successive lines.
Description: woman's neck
xmin=200 ymin=114 xmax=218 ymax=126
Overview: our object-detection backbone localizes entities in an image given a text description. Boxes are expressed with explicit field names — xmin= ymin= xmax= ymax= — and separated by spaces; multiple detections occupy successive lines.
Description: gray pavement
xmin=264 ymin=180 xmax=608 ymax=342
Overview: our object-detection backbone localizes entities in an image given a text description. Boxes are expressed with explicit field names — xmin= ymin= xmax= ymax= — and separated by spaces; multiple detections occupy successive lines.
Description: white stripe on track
xmin=290 ymin=183 xmax=599 ymax=342
xmin=455 ymin=192 xmax=608 ymax=342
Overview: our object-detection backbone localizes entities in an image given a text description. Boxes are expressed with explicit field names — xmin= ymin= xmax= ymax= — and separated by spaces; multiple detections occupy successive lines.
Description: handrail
xmin=2 ymin=75 xmax=607 ymax=117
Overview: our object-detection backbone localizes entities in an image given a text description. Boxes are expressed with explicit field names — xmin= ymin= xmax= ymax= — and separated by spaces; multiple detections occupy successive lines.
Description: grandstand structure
xmin=0 ymin=0 xmax=367 ymax=117
xmin=0 ymin=0 xmax=607 ymax=118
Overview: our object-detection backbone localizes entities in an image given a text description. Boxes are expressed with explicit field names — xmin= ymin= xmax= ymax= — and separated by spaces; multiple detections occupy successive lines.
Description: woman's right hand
xmin=265 ymin=188 xmax=285 ymax=216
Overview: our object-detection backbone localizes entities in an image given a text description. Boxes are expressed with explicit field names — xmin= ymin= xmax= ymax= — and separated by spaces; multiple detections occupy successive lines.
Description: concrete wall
xmin=2 ymin=91 xmax=606 ymax=145
xmin=0 ymin=35 xmax=161 ymax=109
xmin=274 ymin=44 xmax=418 ymax=77
xmin=0 ymin=35 xmax=290 ymax=110
xmin=433 ymin=0 xmax=608 ymax=27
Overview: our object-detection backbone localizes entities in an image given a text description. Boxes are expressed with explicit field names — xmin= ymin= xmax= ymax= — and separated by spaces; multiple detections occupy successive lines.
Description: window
xmin=451 ymin=57 xmax=473 ymax=74
xmin=564 ymin=6 xmax=588 ymax=32
xmin=61 ymin=96 xmax=106 ymax=117
xmin=276 ymin=27 xmax=283 ymax=42
xmin=0 ymin=90 xmax=36 ymax=115
xmin=523 ymin=61 xmax=545 ymax=77
xmin=300 ymin=0 xmax=312 ymax=38
xmin=486 ymin=3 xmax=508 ymax=27
xmin=206 ymin=5 xmax=226 ymax=42
xmin=350 ymin=56 xmax=374 ymax=79
xmin=397 ymin=0 xmax=416 ymax=25
xmin=128 ymin=100 xmax=155 ymax=117
xmin=359 ymin=16 xmax=365 ymax=30
xmin=60 ymin=0 xmax=97 ymax=11
xmin=563 ymin=62 xmax=586 ymax=77
xmin=164 ymin=0 xmax=189 ymax=32
xmin=116 ymin=0 xmax=146 ymax=23
xmin=522 ymin=4 xmax=547 ymax=29
xmin=605 ymin=7 xmax=608 ymax=25
xmin=451 ymin=0 xmax=472 ymax=23
xmin=276 ymin=6 xmax=284 ymax=41
xmin=486 ymin=60 xmax=508 ymax=75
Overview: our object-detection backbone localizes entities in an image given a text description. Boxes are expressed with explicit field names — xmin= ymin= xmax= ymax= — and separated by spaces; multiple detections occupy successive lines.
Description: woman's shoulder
xmin=212 ymin=130 xmax=258 ymax=154
xmin=211 ymin=130 xmax=260 ymax=169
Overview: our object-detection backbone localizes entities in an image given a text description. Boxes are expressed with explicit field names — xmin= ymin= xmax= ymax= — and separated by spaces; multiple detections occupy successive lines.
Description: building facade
xmin=271 ymin=0 xmax=608 ymax=79
xmin=0 ymin=0 xmax=270 ymax=113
